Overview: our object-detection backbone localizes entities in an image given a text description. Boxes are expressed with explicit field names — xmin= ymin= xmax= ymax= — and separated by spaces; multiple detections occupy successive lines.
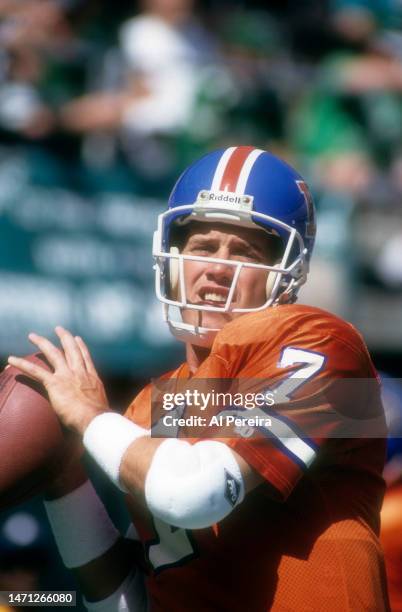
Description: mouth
xmin=194 ymin=287 xmax=234 ymax=307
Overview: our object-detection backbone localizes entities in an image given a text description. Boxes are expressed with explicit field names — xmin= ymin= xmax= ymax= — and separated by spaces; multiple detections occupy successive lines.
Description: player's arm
xmin=41 ymin=453 xmax=148 ymax=611
xmin=8 ymin=327 xmax=263 ymax=531
xmin=83 ymin=418 xmax=262 ymax=529
xmin=43 ymin=464 xmax=139 ymax=604
xmin=120 ymin=435 xmax=262 ymax=495
xmin=119 ymin=435 xmax=263 ymax=529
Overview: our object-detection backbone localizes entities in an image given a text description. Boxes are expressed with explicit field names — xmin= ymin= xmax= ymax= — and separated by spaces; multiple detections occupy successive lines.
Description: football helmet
xmin=153 ymin=145 xmax=316 ymax=346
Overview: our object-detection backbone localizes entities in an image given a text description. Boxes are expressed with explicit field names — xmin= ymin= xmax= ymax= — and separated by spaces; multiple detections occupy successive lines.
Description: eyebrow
xmin=187 ymin=235 xmax=265 ymax=256
xmin=186 ymin=235 xmax=215 ymax=246
xmin=247 ymin=241 xmax=266 ymax=255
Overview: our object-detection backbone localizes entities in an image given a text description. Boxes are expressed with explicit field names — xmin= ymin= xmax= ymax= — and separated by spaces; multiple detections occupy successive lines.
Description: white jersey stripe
xmin=221 ymin=407 xmax=317 ymax=467
xmin=235 ymin=148 xmax=265 ymax=194
xmin=210 ymin=147 xmax=236 ymax=191
xmin=268 ymin=414 xmax=317 ymax=466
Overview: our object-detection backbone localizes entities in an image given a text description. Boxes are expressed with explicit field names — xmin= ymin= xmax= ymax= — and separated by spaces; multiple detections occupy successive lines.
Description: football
xmin=0 ymin=353 xmax=79 ymax=510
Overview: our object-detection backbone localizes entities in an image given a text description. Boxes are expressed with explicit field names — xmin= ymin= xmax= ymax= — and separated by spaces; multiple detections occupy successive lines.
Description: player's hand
xmin=8 ymin=327 xmax=109 ymax=434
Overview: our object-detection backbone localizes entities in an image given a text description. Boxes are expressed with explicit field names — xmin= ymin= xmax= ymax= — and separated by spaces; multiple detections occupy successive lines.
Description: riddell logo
xmin=208 ymin=192 xmax=242 ymax=204
xmin=197 ymin=190 xmax=253 ymax=209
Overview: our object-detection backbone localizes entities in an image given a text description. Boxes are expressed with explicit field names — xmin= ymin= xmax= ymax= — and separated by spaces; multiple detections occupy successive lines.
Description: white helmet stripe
xmin=235 ymin=148 xmax=265 ymax=194
xmin=210 ymin=147 xmax=236 ymax=191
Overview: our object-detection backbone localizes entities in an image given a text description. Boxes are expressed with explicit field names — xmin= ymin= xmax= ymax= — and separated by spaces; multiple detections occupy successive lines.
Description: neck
xmin=186 ymin=342 xmax=211 ymax=374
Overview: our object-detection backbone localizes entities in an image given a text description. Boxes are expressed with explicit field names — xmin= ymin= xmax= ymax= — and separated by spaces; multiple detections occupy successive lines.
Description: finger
xmin=8 ymin=355 xmax=52 ymax=385
xmin=28 ymin=333 xmax=67 ymax=371
xmin=55 ymin=326 xmax=85 ymax=371
xmin=75 ymin=336 xmax=98 ymax=375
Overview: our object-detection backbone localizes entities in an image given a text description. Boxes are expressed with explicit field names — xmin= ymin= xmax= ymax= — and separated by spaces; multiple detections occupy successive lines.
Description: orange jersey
xmin=381 ymin=482 xmax=402 ymax=611
xmin=125 ymin=304 xmax=390 ymax=611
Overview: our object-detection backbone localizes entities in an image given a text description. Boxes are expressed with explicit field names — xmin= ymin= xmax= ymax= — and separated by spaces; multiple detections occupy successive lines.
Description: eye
xmin=188 ymin=242 xmax=215 ymax=255
xmin=231 ymin=247 xmax=263 ymax=263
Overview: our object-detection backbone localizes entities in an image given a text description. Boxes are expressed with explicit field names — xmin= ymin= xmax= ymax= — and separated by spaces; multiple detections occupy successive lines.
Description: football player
xmin=9 ymin=146 xmax=391 ymax=611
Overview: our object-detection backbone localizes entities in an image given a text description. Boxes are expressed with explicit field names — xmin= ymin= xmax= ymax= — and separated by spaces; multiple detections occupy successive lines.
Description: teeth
xmin=204 ymin=292 xmax=226 ymax=303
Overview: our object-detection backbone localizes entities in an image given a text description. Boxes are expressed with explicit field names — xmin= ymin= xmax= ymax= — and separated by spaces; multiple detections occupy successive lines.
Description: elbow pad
xmin=144 ymin=439 xmax=245 ymax=529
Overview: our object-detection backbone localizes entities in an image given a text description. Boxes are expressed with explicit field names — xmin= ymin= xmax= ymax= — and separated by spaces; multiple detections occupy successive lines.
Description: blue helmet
xmin=153 ymin=146 xmax=316 ymax=345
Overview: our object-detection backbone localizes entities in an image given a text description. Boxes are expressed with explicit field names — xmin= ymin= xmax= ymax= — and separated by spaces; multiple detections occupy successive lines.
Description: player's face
xmin=180 ymin=222 xmax=276 ymax=331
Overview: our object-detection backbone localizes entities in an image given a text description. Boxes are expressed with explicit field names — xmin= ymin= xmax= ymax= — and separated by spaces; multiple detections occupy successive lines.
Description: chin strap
xmin=167 ymin=316 xmax=219 ymax=348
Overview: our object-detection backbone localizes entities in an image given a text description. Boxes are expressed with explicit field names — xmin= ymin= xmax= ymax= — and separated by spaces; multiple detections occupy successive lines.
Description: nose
xmin=205 ymin=250 xmax=234 ymax=285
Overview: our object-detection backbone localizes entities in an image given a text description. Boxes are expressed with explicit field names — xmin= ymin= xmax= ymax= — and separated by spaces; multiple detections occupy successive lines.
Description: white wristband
xmin=83 ymin=412 xmax=149 ymax=492
xmin=44 ymin=480 xmax=119 ymax=568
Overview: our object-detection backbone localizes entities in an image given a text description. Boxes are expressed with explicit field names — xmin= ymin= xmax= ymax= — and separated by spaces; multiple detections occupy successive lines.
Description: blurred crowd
xmin=1 ymin=0 xmax=402 ymax=341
